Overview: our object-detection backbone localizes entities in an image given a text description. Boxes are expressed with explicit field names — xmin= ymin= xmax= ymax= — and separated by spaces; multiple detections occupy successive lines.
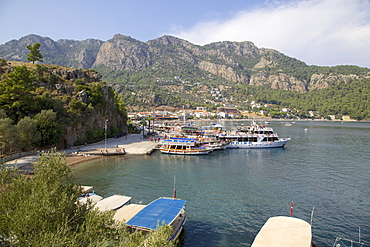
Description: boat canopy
xmin=162 ymin=138 xmax=196 ymax=146
xmin=251 ymin=216 xmax=312 ymax=247
xmin=94 ymin=195 xmax=132 ymax=212
xmin=169 ymin=137 xmax=197 ymax=141
xmin=126 ymin=197 xmax=186 ymax=231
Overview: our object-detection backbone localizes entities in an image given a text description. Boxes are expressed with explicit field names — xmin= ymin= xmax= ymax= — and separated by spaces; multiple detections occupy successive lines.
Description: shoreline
xmin=5 ymin=133 xmax=159 ymax=174
xmin=65 ymin=155 xmax=102 ymax=166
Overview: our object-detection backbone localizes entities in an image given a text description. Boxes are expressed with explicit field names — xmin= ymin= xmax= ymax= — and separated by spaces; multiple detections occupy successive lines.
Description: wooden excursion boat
xmin=126 ymin=197 xmax=187 ymax=242
xmin=159 ymin=137 xmax=213 ymax=155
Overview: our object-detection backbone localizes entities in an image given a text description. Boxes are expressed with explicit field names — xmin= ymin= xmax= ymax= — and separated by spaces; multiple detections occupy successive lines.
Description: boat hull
xmin=252 ymin=216 xmax=312 ymax=247
xmin=159 ymin=148 xmax=212 ymax=155
xmin=169 ymin=210 xmax=187 ymax=241
xmin=226 ymin=138 xmax=291 ymax=149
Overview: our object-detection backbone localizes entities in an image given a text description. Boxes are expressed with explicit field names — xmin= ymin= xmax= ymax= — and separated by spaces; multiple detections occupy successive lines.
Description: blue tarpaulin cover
xmin=126 ymin=197 xmax=186 ymax=230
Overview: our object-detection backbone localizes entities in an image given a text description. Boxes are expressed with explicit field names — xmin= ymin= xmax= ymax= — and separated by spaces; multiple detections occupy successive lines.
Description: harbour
xmin=71 ymin=120 xmax=370 ymax=246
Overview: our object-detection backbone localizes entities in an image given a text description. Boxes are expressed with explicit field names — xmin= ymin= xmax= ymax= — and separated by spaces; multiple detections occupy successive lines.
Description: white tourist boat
xmin=217 ymin=121 xmax=291 ymax=149
xmin=252 ymin=202 xmax=316 ymax=247
xmin=251 ymin=216 xmax=313 ymax=247
xmin=159 ymin=137 xmax=214 ymax=155
xmin=126 ymin=197 xmax=187 ymax=242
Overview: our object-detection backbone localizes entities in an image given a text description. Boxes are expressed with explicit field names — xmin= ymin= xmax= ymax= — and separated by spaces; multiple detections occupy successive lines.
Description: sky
xmin=0 ymin=0 xmax=369 ymax=68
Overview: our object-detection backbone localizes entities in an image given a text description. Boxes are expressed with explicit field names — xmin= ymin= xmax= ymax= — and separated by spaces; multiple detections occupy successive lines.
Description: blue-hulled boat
xmin=126 ymin=197 xmax=187 ymax=242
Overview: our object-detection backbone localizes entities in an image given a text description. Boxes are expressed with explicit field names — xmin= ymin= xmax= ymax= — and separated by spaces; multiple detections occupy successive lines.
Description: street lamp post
xmin=105 ymin=119 xmax=108 ymax=150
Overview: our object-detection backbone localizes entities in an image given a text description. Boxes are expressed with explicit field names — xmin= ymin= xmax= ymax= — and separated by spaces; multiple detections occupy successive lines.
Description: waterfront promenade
xmin=4 ymin=133 xmax=160 ymax=173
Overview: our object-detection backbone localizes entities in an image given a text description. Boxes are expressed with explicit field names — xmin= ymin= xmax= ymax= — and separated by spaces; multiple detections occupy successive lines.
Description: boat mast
xmin=290 ymin=201 xmax=294 ymax=217
xmin=173 ymin=175 xmax=177 ymax=198
xmin=359 ymin=227 xmax=361 ymax=243
xmin=310 ymin=207 xmax=315 ymax=226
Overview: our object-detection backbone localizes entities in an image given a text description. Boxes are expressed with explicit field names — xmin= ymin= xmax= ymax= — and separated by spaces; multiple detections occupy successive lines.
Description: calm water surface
xmin=72 ymin=121 xmax=370 ymax=247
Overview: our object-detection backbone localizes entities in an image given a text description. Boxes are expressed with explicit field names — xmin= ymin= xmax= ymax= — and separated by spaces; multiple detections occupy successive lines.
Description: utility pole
xmin=105 ymin=119 xmax=108 ymax=150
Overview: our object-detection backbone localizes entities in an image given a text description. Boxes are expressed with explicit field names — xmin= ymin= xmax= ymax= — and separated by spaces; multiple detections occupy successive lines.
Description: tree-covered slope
xmin=0 ymin=59 xmax=127 ymax=155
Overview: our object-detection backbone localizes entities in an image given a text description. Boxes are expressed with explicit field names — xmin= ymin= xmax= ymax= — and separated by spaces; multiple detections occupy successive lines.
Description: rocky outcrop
xmin=49 ymin=68 xmax=102 ymax=82
xmin=250 ymin=72 xmax=307 ymax=92
xmin=308 ymin=74 xmax=361 ymax=90
xmin=0 ymin=61 xmax=127 ymax=148
xmin=198 ymin=61 xmax=249 ymax=83
xmin=94 ymin=34 xmax=151 ymax=71
xmin=60 ymin=83 xmax=127 ymax=147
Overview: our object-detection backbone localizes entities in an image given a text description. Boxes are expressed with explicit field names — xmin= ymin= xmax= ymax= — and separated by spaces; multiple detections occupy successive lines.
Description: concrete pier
xmin=75 ymin=133 xmax=159 ymax=155
xmin=4 ymin=133 xmax=160 ymax=173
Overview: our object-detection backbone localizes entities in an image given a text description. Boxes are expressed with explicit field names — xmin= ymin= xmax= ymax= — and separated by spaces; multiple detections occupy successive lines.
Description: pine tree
xmin=26 ymin=43 xmax=43 ymax=64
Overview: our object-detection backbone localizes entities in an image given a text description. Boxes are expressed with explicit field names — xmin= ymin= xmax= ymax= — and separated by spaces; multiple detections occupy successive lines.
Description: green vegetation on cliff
xmin=0 ymin=60 xmax=127 ymax=156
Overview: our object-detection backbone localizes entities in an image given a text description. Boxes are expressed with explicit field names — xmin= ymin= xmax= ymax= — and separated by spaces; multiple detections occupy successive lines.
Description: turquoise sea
xmin=72 ymin=121 xmax=370 ymax=247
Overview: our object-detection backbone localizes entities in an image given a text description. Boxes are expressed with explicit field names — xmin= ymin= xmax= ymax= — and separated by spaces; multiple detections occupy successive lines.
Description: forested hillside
xmin=1 ymin=34 xmax=369 ymax=120
xmin=0 ymin=59 xmax=127 ymax=156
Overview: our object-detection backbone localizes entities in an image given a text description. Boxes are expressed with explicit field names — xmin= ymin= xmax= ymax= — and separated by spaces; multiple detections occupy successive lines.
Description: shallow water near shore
xmin=72 ymin=121 xmax=370 ymax=247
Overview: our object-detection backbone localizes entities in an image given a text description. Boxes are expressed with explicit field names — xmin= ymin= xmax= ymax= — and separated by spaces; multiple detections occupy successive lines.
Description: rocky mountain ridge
xmin=1 ymin=34 xmax=369 ymax=96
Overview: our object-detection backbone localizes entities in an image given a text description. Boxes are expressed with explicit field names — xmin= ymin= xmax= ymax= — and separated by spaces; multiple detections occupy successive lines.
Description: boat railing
xmin=161 ymin=139 xmax=196 ymax=146
xmin=333 ymin=237 xmax=367 ymax=247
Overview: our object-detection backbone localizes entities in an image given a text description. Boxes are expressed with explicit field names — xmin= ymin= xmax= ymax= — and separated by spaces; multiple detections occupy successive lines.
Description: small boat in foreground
xmin=333 ymin=228 xmax=368 ymax=247
xmin=126 ymin=197 xmax=187 ymax=242
xmin=333 ymin=237 xmax=367 ymax=247
xmin=252 ymin=202 xmax=315 ymax=247
xmin=94 ymin=195 xmax=132 ymax=212
xmin=251 ymin=216 xmax=313 ymax=247
xmin=78 ymin=186 xmax=102 ymax=204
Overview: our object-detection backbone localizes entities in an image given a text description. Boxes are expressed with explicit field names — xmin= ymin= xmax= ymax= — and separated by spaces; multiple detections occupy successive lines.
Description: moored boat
xmin=251 ymin=216 xmax=313 ymax=247
xmin=126 ymin=197 xmax=187 ymax=242
xmin=251 ymin=202 xmax=315 ymax=247
xmin=217 ymin=121 xmax=290 ymax=149
xmin=78 ymin=186 xmax=103 ymax=204
xmin=159 ymin=137 xmax=213 ymax=155
xmin=333 ymin=228 xmax=368 ymax=247
xmin=94 ymin=195 xmax=132 ymax=212
xmin=333 ymin=237 xmax=367 ymax=247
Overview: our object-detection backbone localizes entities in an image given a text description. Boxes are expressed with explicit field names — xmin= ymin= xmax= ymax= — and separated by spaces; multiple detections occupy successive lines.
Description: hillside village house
xmin=217 ymin=107 xmax=239 ymax=118
xmin=194 ymin=107 xmax=212 ymax=118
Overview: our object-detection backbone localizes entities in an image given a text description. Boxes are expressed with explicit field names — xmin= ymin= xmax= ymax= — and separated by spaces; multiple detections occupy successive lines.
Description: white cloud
xmin=172 ymin=0 xmax=370 ymax=68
